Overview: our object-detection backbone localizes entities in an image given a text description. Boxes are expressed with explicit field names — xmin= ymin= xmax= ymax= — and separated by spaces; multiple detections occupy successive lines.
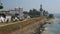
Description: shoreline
xmin=40 ymin=18 xmax=56 ymax=34
xmin=49 ymin=18 xmax=55 ymax=21
xmin=47 ymin=18 xmax=55 ymax=23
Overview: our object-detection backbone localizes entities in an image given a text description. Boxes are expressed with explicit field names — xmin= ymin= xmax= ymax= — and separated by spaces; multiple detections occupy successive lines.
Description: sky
xmin=1 ymin=0 xmax=60 ymax=14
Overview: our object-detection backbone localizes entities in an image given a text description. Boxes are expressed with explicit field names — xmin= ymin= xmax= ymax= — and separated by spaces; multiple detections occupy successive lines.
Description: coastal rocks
xmin=45 ymin=21 xmax=52 ymax=24
xmin=39 ymin=21 xmax=53 ymax=34
xmin=34 ymin=22 xmax=48 ymax=34
xmin=38 ymin=21 xmax=49 ymax=34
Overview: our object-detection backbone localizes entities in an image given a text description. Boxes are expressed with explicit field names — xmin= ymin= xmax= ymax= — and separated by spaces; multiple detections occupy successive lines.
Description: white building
xmin=0 ymin=7 xmax=24 ymax=23
xmin=0 ymin=12 xmax=12 ymax=23
xmin=9 ymin=7 xmax=24 ymax=20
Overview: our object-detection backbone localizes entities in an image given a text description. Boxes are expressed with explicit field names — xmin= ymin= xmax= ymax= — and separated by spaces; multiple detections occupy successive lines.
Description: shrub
xmin=48 ymin=14 xmax=54 ymax=18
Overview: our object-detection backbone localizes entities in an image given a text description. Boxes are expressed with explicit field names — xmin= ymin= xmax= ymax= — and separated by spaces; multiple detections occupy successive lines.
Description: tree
xmin=23 ymin=11 xmax=28 ymax=14
xmin=29 ymin=9 xmax=33 ymax=15
xmin=29 ymin=9 xmax=40 ymax=17
xmin=32 ymin=9 xmax=37 ymax=16
xmin=43 ymin=10 xmax=49 ymax=16
xmin=43 ymin=10 xmax=46 ymax=16
xmin=0 ymin=2 xmax=3 ymax=9
xmin=45 ymin=11 xmax=48 ymax=16
xmin=0 ymin=5 xmax=3 ymax=9
xmin=48 ymin=14 xmax=54 ymax=18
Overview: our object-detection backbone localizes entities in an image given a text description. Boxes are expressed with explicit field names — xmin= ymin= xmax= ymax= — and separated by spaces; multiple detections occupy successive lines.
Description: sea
xmin=41 ymin=14 xmax=60 ymax=34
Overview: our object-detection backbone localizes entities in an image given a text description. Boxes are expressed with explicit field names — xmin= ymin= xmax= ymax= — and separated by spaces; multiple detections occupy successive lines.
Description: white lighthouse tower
xmin=40 ymin=4 xmax=43 ymax=16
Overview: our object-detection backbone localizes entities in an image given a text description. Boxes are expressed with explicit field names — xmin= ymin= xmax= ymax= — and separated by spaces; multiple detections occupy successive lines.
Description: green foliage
xmin=29 ymin=9 xmax=40 ymax=17
xmin=48 ymin=14 xmax=54 ymax=18
xmin=43 ymin=10 xmax=46 ymax=16
xmin=23 ymin=11 xmax=29 ymax=14
xmin=43 ymin=10 xmax=48 ymax=16
xmin=0 ymin=5 xmax=3 ymax=9
xmin=23 ymin=4 xmax=52 ymax=18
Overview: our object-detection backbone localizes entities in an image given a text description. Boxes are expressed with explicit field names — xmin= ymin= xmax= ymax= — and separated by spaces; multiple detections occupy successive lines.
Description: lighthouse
xmin=40 ymin=4 xmax=43 ymax=16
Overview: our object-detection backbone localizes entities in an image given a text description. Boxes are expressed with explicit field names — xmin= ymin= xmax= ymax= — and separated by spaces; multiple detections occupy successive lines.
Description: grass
xmin=0 ymin=17 xmax=46 ymax=34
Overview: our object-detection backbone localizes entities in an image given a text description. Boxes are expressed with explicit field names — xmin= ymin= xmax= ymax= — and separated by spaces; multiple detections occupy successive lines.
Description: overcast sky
xmin=1 ymin=0 xmax=60 ymax=14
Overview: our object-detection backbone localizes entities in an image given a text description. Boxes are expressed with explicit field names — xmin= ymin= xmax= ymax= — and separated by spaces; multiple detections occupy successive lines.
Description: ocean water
xmin=42 ymin=14 xmax=60 ymax=34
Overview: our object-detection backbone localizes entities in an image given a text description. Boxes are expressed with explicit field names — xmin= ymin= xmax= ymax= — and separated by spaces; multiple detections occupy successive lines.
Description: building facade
xmin=0 ymin=7 xmax=24 ymax=22
xmin=9 ymin=7 xmax=24 ymax=19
